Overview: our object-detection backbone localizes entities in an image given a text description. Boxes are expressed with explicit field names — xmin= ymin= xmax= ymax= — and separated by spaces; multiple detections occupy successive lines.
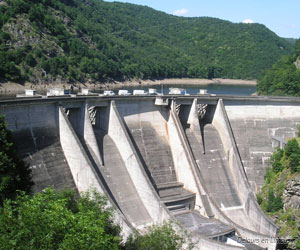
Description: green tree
xmin=270 ymin=147 xmax=284 ymax=173
xmin=0 ymin=116 xmax=33 ymax=205
xmin=266 ymin=189 xmax=283 ymax=212
xmin=0 ymin=188 xmax=121 ymax=250
xmin=288 ymin=153 xmax=300 ymax=173
xmin=124 ymin=222 xmax=194 ymax=250
xmin=257 ymin=39 xmax=300 ymax=96
xmin=295 ymin=39 xmax=300 ymax=55
xmin=256 ymin=193 xmax=263 ymax=205
xmin=0 ymin=187 xmax=193 ymax=250
xmin=25 ymin=53 xmax=36 ymax=67
xmin=0 ymin=31 xmax=10 ymax=45
xmin=285 ymin=139 xmax=300 ymax=157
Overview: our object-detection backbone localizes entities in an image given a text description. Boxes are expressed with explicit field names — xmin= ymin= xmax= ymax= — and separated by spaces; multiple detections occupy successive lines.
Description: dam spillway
xmin=2 ymin=95 xmax=300 ymax=249
xmin=115 ymin=99 xmax=196 ymax=211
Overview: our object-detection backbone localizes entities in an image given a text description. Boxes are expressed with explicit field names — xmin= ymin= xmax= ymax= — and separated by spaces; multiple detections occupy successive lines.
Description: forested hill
xmin=257 ymin=40 xmax=300 ymax=96
xmin=0 ymin=0 xmax=294 ymax=84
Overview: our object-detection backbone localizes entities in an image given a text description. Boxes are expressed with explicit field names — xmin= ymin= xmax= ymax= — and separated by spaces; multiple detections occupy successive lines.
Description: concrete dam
xmin=1 ymin=95 xmax=300 ymax=249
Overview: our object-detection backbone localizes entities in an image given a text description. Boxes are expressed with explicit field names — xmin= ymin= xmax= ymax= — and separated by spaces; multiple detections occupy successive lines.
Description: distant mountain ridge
xmin=0 ymin=0 xmax=294 ymax=85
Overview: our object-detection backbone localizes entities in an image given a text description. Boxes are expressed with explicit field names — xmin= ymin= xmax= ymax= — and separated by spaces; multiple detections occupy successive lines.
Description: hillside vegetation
xmin=257 ymin=39 xmax=300 ymax=96
xmin=257 ymin=137 xmax=300 ymax=249
xmin=0 ymin=187 xmax=193 ymax=250
xmin=0 ymin=0 xmax=293 ymax=85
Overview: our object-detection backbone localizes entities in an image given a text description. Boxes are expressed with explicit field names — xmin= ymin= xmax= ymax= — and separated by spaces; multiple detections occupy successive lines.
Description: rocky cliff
xmin=295 ymin=56 xmax=300 ymax=70
xmin=257 ymin=140 xmax=300 ymax=249
xmin=283 ymin=174 xmax=300 ymax=210
xmin=277 ymin=173 xmax=300 ymax=250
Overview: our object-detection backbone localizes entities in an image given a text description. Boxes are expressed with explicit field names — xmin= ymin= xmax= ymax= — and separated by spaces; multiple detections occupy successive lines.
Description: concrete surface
xmin=116 ymin=99 xmax=196 ymax=211
xmin=59 ymin=106 xmax=133 ymax=238
xmin=185 ymin=124 xmax=242 ymax=208
xmin=2 ymin=95 xmax=299 ymax=250
xmin=225 ymin=102 xmax=300 ymax=192
xmin=116 ymin=99 xmax=237 ymax=241
xmin=94 ymin=129 xmax=152 ymax=227
xmin=209 ymin=99 xmax=277 ymax=248
xmin=0 ymin=102 xmax=76 ymax=193
xmin=108 ymin=101 xmax=170 ymax=224
xmin=174 ymin=210 xmax=234 ymax=237
xmin=66 ymin=102 xmax=163 ymax=228
xmin=176 ymin=98 xmax=277 ymax=249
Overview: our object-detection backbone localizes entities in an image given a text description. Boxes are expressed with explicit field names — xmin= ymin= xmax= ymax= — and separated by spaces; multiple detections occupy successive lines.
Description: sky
xmin=105 ymin=0 xmax=300 ymax=38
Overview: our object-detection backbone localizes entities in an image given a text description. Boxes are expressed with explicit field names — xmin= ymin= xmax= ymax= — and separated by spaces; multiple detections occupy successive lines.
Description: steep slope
xmin=0 ymin=0 xmax=293 ymax=84
xmin=257 ymin=139 xmax=300 ymax=249
xmin=257 ymin=39 xmax=300 ymax=96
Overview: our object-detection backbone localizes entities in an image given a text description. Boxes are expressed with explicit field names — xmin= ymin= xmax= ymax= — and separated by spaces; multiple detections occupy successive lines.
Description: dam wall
xmin=212 ymin=100 xmax=278 ymax=236
xmin=0 ymin=101 xmax=76 ymax=193
xmin=176 ymin=99 xmax=277 ymax=249
xmin=224 ymin=99 xmax=300 ymax=193
xmin=107 ymin=101 xmax=169 ymax=225
xmin=59 ymin=105 xmax=133 ymax=238
xmin=65 ymin=100 xmax=167 ymax=228
xmin=82 ymin=103 xmax=103 ymax=165
xmin=212 ymin=100 xmax=278 ymax=249
xmin=115 ymin=99 xmax=196 ymax=211
xmin=2 ymin=95 xmax=299 ymax=249
xmin=167 ymin=102 xmax=206 ymax=216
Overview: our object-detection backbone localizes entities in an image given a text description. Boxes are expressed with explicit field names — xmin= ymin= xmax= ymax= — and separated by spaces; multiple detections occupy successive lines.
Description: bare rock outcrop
xmin=294 ymin=56 xmax=300 ymax=70
xmin=283 ymin=174 xmax=300 ymax=210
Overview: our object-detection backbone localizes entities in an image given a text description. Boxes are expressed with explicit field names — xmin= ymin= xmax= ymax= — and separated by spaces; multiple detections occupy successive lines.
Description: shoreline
xmin=0 ymin=78 xmax=257 ymax=94
xmin=105 ymin=78 xmax=257 ymax=89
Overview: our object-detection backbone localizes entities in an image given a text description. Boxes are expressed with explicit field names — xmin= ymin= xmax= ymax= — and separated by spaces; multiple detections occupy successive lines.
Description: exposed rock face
xmin=283 ymin=174 xmax=300 ymax=210
xmin=279 ymin=174 xmax=300 ymax=249
xmin=3 ymin=15 xmax=39 ymax=47
xmin=295 ymin=56 xmax=300 ymax=70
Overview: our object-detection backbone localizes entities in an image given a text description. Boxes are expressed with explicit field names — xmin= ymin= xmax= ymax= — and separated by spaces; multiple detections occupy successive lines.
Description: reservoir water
xmin=0 ymin=83 xmax=256 ymax=100
xmin=113 ymin=83 xmax=256 ymax=96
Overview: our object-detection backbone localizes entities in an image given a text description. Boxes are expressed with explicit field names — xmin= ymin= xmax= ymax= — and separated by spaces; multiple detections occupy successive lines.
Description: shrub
xmin=256 ymin=193 xmax=263 ymax=205
xmin=266 ymin=189 xmax=283 ymax=212
xmin=285 ymin=139 xmax=300 ymax=157
xmin=124 ymin=222 xmax=194 ymax=250
xmin=0 ymin=188 xmax=121 ymax=250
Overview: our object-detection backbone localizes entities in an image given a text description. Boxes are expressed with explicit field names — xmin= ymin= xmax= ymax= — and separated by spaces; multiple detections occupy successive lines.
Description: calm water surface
xmin=112 ymin=83 xmax=256 ymax=96
xmin=0 ymin=83 xmax=256 ymax=100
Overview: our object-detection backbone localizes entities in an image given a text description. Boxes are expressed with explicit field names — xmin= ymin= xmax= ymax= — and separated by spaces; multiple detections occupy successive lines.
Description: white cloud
xmin=173 ymin=8 xmax=189 ymax=16
xmin=243 ymin=19 xmax=255 ymax=24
